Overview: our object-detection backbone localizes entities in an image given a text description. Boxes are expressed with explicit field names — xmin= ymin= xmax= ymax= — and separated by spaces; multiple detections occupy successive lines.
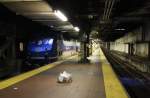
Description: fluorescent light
xmin=54 ymin=10 xmax=68 ymax=21
xmin=74 ymin=27 xmax=80 ymax=32
xmin=50 ymin=25 xmax=54 ymax=28
xmin=115 ymin=28 xmax=126 ymax=31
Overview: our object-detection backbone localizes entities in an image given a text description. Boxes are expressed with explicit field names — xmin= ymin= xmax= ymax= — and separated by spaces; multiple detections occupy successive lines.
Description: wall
xmin=110 ymin=42 xmax=129 ymax=53
xmin=135 ymin=43 xmax=149 ymax=57
xmin=108 ymin=24 xmax=150 ymax=58
xmin=103 ymin=21 xmax=150 ymax=73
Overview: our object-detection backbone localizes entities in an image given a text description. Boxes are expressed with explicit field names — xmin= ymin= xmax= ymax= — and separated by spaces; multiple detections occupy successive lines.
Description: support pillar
xmin=79 ymin=33 xmax=90 ymax=63
xmin=148 ymin=42 xmax=150 ymax=59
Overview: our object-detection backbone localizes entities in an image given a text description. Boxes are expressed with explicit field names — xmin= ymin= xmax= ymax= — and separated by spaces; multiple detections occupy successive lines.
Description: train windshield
xmin=28 ymin=39 xmax=54 ymax=53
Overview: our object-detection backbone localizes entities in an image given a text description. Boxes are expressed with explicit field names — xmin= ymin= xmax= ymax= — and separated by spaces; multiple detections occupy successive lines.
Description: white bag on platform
xmin=58 ymin=71 xmax=72 ymax=83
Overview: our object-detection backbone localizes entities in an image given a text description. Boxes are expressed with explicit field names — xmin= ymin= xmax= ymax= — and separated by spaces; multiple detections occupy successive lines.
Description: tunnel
xmin=0 ymin=0 xmax=150 ymax=98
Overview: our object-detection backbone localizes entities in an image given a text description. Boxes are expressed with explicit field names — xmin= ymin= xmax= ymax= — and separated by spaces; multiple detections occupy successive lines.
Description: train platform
xmin=0 ymin=48 xmax=129 ymax=98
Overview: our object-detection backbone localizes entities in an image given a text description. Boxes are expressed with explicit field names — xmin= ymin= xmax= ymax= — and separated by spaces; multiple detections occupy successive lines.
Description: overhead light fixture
xmin=74 ymin=27 xmax=80 ymax=32
xmin=50 ymin=25 xmax=54 ymax=28
xmin=54 ymin=10 xmax=68 ymax=21
xmin=115 ymin=28 xmax=126 ymax=31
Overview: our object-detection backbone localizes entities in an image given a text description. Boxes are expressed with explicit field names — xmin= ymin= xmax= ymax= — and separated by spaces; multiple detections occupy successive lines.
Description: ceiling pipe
xmin=107 ymin=0 xmax=115 ymax=20
xmin=103 ymin=0 xmax=109 ymax=20
xmin=105 ymin=0 xmax=112 ymax=20
xmin=103 ymin=0 xmax=116 ymax=20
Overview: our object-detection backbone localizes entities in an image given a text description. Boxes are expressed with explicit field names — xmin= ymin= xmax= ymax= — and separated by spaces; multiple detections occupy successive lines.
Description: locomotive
xmin=26 ymin=38 xmax=80 ymax=66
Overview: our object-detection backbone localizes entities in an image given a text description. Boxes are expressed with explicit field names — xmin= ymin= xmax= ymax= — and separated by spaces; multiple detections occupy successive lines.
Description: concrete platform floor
xmin=0 ymin=56 xmax=106 ymax=98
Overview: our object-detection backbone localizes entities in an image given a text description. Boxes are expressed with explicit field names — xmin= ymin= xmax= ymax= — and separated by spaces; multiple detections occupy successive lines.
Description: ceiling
xmin=0 ymin=0 xmax=150 ymax=41
xmin=0 ymin=0 xmax=79 ymax=39
xmin=48 ymin=0 xmax=150 ymax=41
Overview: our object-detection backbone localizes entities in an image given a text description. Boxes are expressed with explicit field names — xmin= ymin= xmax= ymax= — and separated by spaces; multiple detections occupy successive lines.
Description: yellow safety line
xmin=100 ymin=48 xmax=129 ymax=98
xmin=0 ymin=60 xmax=64 ymax=90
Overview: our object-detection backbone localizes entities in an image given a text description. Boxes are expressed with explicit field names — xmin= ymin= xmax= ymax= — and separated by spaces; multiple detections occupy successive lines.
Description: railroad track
xmin=102 ymin=48 xmax=150 ymax=98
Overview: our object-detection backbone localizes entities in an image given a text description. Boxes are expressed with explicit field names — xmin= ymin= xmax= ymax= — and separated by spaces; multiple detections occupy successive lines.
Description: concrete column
xmin=128 ymin=43 xmax=131 ymax=55
xmin=79 ymin=33 xmax=90 ymax=63
xmin=84 ymin=42 xmax=87 ymax=60
xmin=148 ymin=42 xmax=150 ymax=58
xmin=86 ymin=32 xmax=90 ymax=57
